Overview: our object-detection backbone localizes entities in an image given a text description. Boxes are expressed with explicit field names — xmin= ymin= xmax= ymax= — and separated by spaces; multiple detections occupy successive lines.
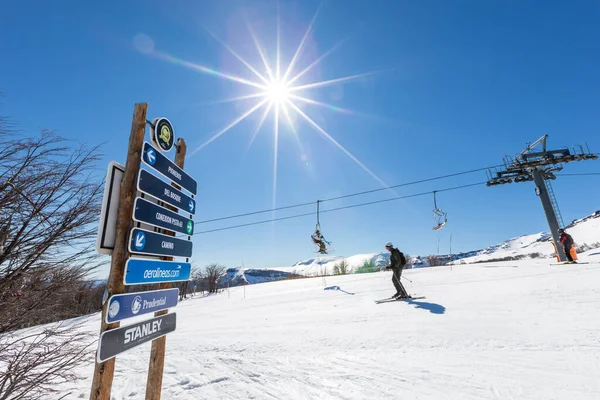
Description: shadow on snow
xmin=324 ymin=285 xmax=355 ymax=295
xmin=406 ymin=299 xmax=446 ymax=315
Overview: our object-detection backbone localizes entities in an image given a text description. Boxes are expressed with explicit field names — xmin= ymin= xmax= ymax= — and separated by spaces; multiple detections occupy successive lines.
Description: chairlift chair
xmin=432 ymin=191 xmax=447 ymax=231
xmin=312 ymin=200 xmax=333 ymax=254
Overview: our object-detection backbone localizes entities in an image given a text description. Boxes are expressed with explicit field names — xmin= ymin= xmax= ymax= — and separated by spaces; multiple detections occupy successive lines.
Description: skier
xmin=312 ymin=229 xmax=328 ymax=254
xmin=384 ymin=242 xmax=410 ymax=299
xmin=558 ymin=228 xmax=576 ymax=263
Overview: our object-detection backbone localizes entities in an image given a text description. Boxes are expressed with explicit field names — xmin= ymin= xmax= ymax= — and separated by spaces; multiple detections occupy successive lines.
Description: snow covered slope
xmin=45 ymin=255 xmax=600 ymax=399
xmin=449 ymin=210 xmax=600 ymax=264
xmin=223 ymin=210 xmax=600 ymax=285
xmin=223 ymin=252 xmax=391 ymax=286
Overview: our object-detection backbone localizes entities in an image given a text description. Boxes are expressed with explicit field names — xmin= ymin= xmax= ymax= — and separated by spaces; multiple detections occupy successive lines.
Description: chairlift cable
xmin=194 ymin=181 xmax=484 ymax=235
xmin=194 ymin=164 xmax=506 ymax=225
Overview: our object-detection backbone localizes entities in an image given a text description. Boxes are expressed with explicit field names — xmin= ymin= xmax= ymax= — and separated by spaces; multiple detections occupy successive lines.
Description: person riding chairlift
xmin=312 ymin=229 xmax=329 ymax=254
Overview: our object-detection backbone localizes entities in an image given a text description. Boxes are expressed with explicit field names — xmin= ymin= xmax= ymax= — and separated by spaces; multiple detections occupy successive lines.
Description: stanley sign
xmin=96 ymin=313 xmax=177 ymax=363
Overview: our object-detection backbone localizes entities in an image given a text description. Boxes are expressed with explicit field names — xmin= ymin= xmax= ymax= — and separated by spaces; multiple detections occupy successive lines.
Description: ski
xmin=375 ymin=295 xmax=425 ymax=304
xmin=550 ymin=262 xmax=589 ymax=265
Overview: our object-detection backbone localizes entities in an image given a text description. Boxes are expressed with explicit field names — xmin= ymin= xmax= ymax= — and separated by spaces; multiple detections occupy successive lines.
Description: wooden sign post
xmin=89 ymin=103 xmax=196 ymax=400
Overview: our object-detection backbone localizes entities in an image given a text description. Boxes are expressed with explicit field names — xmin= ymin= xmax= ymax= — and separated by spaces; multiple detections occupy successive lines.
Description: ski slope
xmin=45 ymin=253 xmax=600 ymax=399
xmin=221 ymin=210 xmax=600 ymax=283
xmin=448 ymin=210 xmax=600 ymax=264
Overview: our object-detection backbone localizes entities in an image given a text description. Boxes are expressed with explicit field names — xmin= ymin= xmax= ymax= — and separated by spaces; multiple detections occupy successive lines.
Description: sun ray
xmin=281 ymin=103 xmax=309 ymax=161
xmin=290 ymin=93 xmax=405 ymax=124
xmin=202 ymin=26 xmax=271 ymax=86
xmin=289 ymin=94 xmax=355 ymax=115
xmin=272 ymin=103 xmax=280 ymax=210
xmin=290 ymin=68 xmax=392 ymax=92
xmin=191 ymin=98 xmax=269 ymax=155
xmin=151 ymin=50 xmax=266 ymax=90
xmin=280 ymin=102 xmax=297 ymax=130
xmin=276 ymin=2 xmax=281 ymax=81
xmin=287 ymin=100 xmax=396 ymax=194
xmin=281 ymin=2 xmax=323 ymax=83
xmin=244 ymin=15 xmax=275 ymax=82
xmin=195 ymin=92 xmax=266 ymax=106
xmin=244 ymin=101 xmax=274 ymax=156
xmin=287 ymin=36 xmax=351 ymax=86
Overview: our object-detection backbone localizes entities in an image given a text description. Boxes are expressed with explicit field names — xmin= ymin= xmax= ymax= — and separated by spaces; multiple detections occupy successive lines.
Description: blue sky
xmin=1 ymin=0 xmax=599 ymax=277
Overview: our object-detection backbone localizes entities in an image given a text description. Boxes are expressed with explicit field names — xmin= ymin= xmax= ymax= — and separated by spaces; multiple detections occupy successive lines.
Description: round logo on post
xmin=151 ymin=117 xmax=174 ymax=152
xmin=108 ymin=299 xmax=120 ymax=319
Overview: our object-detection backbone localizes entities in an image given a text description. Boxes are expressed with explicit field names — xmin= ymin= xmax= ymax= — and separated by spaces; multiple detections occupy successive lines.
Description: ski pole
xmin=402 ymin=276 xmax=412 ymax=283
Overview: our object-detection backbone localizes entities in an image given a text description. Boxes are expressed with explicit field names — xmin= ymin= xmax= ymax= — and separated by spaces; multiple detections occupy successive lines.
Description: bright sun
xmin=145 ymin=5 xmax=394 ymax=209
xmin=265 ymin=79 xmax=290 ymax=104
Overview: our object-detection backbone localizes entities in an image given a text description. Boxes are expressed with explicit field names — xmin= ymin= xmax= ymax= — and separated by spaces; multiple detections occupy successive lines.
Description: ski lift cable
xmin=316 ymin=200 xmax=320 ymax=228
xmin=194 ymin=164 xmax=505 ymax=225
xmin=193 ymin=181 xmax=485 ymax=235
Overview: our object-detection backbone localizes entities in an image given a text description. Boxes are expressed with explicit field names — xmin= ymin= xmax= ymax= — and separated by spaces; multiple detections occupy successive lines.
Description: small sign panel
xmin=105 ymin=288 xmax=179 ymax=324
xmin=141 ymin=142 xmax=197 ymax=195
xmin=123 ymin=258 xmax=192 ymax=285
xmin=97 ymin=313 xmax=177 ymax=363
xmin=128 ymin=228 xmax=193 ymax=258
xmin=137 ymin=169 xmax=196 ymax=215
xmin=132 ymin=197 xmax=194 ymax=236
xmin=96 ymin=161 xmax=125 ymax=255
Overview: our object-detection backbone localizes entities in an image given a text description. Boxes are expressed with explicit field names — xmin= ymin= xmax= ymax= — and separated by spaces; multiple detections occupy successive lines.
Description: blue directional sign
xmin=141 ymin=142 xmax=197 ymax=195
xmin=132 ymin=197 xmax=194 ymax=235
xmin=137 ymin=169 xmax=196 ymax=215
xmin=128 ymin=228 xmax=193 ymax=258
xmin=124 ymin=258 xmax=191 ymax=285
xmin=105 ymin=288 xmax=179 ymax=324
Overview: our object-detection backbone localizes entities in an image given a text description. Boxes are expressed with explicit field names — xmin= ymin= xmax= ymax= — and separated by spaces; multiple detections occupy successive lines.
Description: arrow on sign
xmin=145 ymin=148 xmax=156 ymax=165
xmin=186 ymin=221 xmax=193 ymax=235
xmin=188 ymin=200 xmax=194 ymax=213
xmin=134 ymin=231 xmax=146 ymax=250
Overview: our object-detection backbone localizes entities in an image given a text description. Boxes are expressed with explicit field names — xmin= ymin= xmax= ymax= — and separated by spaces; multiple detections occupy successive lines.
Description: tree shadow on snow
xmin=406 ymin=299 xmax=446 ymax=314
xmin=324 ymin=285 xmax=355 ymax=295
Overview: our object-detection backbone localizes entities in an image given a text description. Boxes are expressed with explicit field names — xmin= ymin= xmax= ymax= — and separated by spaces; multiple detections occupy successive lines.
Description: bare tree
xmin=0 ymin=128 xmax=104 ymax=332
xmin=0 ymin=106 xmax=105 ymax=398
xmin=333 ymin=260 xmax=349 ymax=275
xmin=0 ymin=322 xmax=96 ymax=400
xmin=204 ymin=263 xmax=226 ymax=293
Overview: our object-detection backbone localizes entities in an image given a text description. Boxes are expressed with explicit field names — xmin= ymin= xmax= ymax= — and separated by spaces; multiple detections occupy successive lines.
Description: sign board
xmin=105 ymin=288 xmax=179 ymax=324
xmin=97 ymin=312 xmax=177 ymax=363
xmin=151 ymin=117 xmax=175 ymax=152
xmin=141 ymin=141 xmax=197 ymax=195
xmin=124 ymin=258 xmax=192 ymax=285
xmin=129 ymin=228 xmax=193 ymax=258
xmin=132 ymin=197 xmax=194 ymax=235
xmin=96 ymin=161 xmax=125 ymax=255
xmin=137 ymin=169 xmax=196 ymax=215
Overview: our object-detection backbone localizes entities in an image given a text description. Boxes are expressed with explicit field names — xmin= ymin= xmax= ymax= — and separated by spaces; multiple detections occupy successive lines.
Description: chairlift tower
xmin=486 ymin=135 xmax=597 ymax=262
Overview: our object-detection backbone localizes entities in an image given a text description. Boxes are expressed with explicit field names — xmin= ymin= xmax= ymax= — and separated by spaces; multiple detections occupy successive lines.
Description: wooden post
xmin=89 ymin=103 xmax=148 ymax=400
xmin=145 ymin=138 xmax=187 ymax=400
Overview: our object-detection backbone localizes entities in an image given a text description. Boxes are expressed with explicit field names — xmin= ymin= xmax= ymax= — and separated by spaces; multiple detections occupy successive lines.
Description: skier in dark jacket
xmin=558 ymin=229 xmax=576 ymax=263
xmin=384 ymin=242 xmax=410 ymax=299
xmin=312 ymin=229 xmax=328 ymax=254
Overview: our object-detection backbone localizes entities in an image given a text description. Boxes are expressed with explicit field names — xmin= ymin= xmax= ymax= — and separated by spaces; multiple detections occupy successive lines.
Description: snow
xmin=42 ymin=253 xmax=600 ymax=399
xmin=227 ymin=211 xmax=600 ymax=283
xmin=448 ymin=210 xmax=600 ymax=264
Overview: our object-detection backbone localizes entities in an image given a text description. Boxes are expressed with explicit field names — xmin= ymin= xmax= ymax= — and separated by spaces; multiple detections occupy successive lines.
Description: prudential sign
xmin=105 ymin=288 xmax=179 ymax=324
